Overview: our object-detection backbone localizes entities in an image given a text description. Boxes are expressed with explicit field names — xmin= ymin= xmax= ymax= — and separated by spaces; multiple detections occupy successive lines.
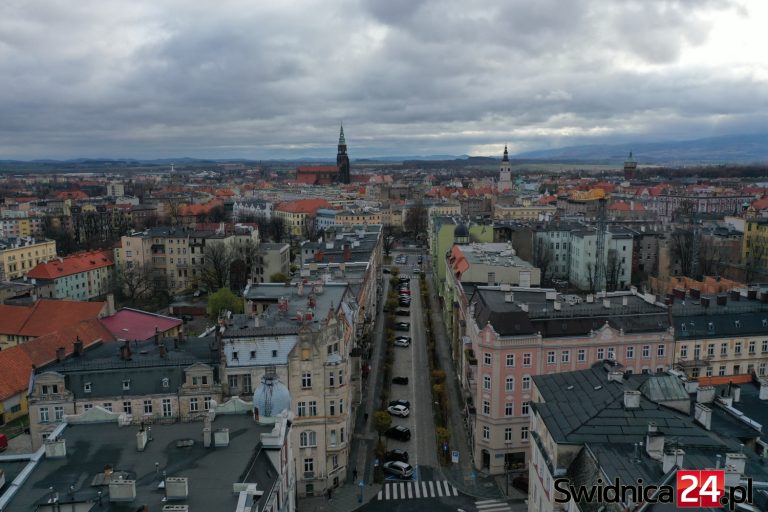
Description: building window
xmin=302 ymin=372 xmax=312 ymax=389
xmin=626 ymin=346 xmax=634 ymax=359
xmin=242 ymin=374 xmax=252 ymax=394
xmin=597 ymin=348 xmax=604 ymax=360
xmin=523 ymin=353 xmax=532 ymax=367
xmin=339 ymin=369 xmax=344 ymax=385
xmin=505 ymin=376 xmax=514 ymax=392
xmin=144 ymin=400 xmax=153 ymax=415
xmin=657 ymin=344 xmax=665 ymax=357
xmin=522 ymin=376 xmax=531 ymax=391
xmin=680 ymin=345 xmax=688 ymax=358
xmin=577 ymin=349 xmax=586 ymax=362
xmin=123 ymin=401 xmax=132 ymax=414
xmin=608 ymin=347 xmax=615 ymax=360
xmin=504 ymin=427 xmax=513 ymax=442
xmin=735 ymin=342 xmax=742 ymax=354
xmin=329 ymin=372 xmax=335 ymax=386
xmin=304 ymin=458 xmax=314 ymax=473
xmin=122 ymin=380 xmax=131 ymax=391
xmin=749 ymin=341 xmax=756 ymax=354
xmin=297 ymin=402 xmax=307 ymax=417
xmin=547 ymin=351 xmax=556 ymax=364
xmin=204 ymin=396 xmax=212 ymax=410
xmin=521 ymin=426 xmax=529 ymax=441
xmin=721 ymin=343 xmax=728 ymax=356
xmin=309 ymin=401 xmax=317 ymax=416
xmin=300 ymin=431 xmax=317 ymax=447
xmin=521 ymin=401 xmax=530 ymax=416
xmin=763 ymin=341 xmax=768 ymax=353
xmin=332 ymin=455 xmax=339 ymax=469
xmin=103 ymin=403 xmax=112 ymax=412
xmin=84 ymin=382 xmax=92 ymax=393
xmin=162 ymin=399 xmax=172 ymax=417
xmin=719 ymin=365 xmax=727 ymax=376
xmin=706 ymin=366 xmax=713 ymax=377
xmin=505 ymin=402 xmax=514 ymax=416
xmin=189 ymin=398 xmax=198 ymax=412
xmin=707 ymin=344 xmax=715 ymax=357
xmin=83 ymin=404 xmax=93 ymax=411
xmin=482 ymin=400 xmax=490 ymax=416
xmin=483 ymin=375 xmax=491 ymax=390
xmin=329 ymin=400 xmax=336 ymax=416
xmin=341 ymin=428 xmax=345 ymax=443
xmin=691 ymin=367 xmax=700 ymax=378
xmin=228 ymin=375 xmax=238 ymax=391
xmin=482 ymin=426 xmax=490 ymax=440
xmin=561 ymin=350 xmax=570 ymax=363
xmin=162 ymin=378 xmax=170 ymax=388
xmin=484 ymin=352 xmax=492 ymax=366
xmin=339 ymin=399 xmax=344 ymax=414
xmin=760 ymin=363 xmax=767 ymax=376
xmin=54 ymin=406 xmax=64 ymax=422
xmin=506 ymin=354 xmax=515 ymax=367
xmin=330 ymin=430 xmax=337 ymax=446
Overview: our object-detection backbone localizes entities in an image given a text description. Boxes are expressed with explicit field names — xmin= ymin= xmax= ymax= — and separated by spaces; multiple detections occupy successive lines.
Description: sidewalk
xmin=425 ymin=269 xmax=504 ymax=500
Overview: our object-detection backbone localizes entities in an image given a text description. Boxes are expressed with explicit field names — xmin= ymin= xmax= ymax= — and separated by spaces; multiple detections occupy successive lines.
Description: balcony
xmin=677 ymin=355 xmax=713 ymax=368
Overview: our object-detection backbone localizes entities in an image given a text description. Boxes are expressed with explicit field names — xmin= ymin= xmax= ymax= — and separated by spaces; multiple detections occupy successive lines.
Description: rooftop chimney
xmin=662 ymin=449 xmax=685 ymax=473
xmin=154 ymin=327 xmax=160 ymax=345
xmin=608 ymin=371 xmax=624 ymax=383
xmin=56 ymin=346 xmax=66 ymax=362
xmin=623 ymin=390 xmax=641 ymax=409
xmin=697 ymin=385 xmax=716 ymax=404
xmin=108 ymin=478 xmax=137 ymax=502
xmin=603 ymin=298 xmax=611 ymax=309
xmin=159 ymin=344 xmax=167 ymax=358
xmin=73 ymin=336 xmax=84 ymax=357
xmin=45 ymin=436 xmax=67 ymax=458
xmin=725 ymin=452 xmax=747 ymax=476
xmin=760 ymin=380 xmax=768 ymax=400
xmin=694 ymin=403 xmax=712 ymax=430
xmin=645 ymin=422 xmax=664 ymax=460
xmin=165 ymin=477 xmax=189 ymax=501
xmin=732 ymin=384 xmax=741 ymax=403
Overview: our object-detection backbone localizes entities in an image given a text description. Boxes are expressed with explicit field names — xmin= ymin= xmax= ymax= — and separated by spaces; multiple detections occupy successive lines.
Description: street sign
xmin=358 ymin=480 xmax=365 ymax=488
xmin=452 ymin=450 xmax=460 ymax=463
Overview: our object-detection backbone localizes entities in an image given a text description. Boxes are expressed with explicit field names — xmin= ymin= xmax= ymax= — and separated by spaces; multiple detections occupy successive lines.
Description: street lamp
xmin=504 ymin=442 xmax=513 ymax=496
xmin=358 ymin=480 xmax=364 ymax=503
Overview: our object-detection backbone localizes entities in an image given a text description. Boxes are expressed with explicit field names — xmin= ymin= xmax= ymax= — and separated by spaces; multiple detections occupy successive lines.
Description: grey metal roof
xmin=672 ymin=309 xmax=768 ymax=340
xmin=639 ymin=375 xmax=690 ymax=402
xmin=5 ymin=415 xmax=278 ymax=511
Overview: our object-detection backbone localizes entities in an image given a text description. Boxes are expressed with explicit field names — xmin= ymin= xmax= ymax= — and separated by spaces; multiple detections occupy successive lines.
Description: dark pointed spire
xmin=502 ymin=145 xmax=509 ymax=162
xmin=338 ymin=123 xmax=346 ymax=145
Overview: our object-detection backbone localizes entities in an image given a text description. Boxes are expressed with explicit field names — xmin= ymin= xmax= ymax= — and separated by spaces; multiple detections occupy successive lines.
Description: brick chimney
xmin=73 ymin=336 xmax=84 ymax=357
xmin=56 ymin=346 xmax=66 ymax=362
xmin=154 ymin=327 xmax=160 ymax=346
xmin=343 ymin=243 xmax=352 ymax=262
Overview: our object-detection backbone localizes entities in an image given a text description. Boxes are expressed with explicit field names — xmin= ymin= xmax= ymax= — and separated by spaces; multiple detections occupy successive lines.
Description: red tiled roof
xmin=26 ymin=250 xmax=114 ymax=280
xmin=179 ymin=200 xmax=222 ymax=217
xmin=0 ymin=299 xmax=106 ymax=338
xmin=0 ymin=346 xmax=34 ymax=399
xmin=751 ymin=196 xmax=768 ymax=211
xmin=276 ymin=198 xmax=332 ymax=214
xmin=55 ymin=190 xmax=89 ymax=200
xmin=100 ymin=308 xmax=182 ymax=341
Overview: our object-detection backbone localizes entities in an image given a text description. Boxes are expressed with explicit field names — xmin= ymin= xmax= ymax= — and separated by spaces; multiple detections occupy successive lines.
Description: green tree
xmin=431 ymin=370 xmax=446 ymax=385
xmin=270 ymin=272 xmax=290 ymax=283
xmin=436 ymin=427 xmax=451 ymax=447
xmin=372 ymin=411 xmax=392 ymax=442
xmin=207 ymin=288 xmax=243 ymax=319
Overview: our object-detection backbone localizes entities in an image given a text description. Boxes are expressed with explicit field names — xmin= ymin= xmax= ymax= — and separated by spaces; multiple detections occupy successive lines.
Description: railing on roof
xmin=526 ymin=302 xmax=664 ymax=320
xmin=37 ymin=357 xmax=213 ymax=373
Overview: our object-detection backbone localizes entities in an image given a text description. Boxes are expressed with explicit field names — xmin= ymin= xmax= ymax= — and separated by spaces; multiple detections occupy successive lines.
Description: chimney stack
xmin=662 ymin=449 xmax=685 ymax=473
xmin=694 ymin=403 xmax=712 ymax=430
xmin=645 ymin=422 xmax=664 ymax=460
xmin=56 ymin=346 xmax=66 ymax=362
xmin=154 ymin=327 xmax=160 ymax=346
xmin=623 ymin=390 xmax=641 ymax=409
xmin=696 ymin=385 xmax=716 ymax=404
xmin=159 ymin=344 xmax=167 ymax=358
xmin=73 ymin=336 xmax=84 ymax=357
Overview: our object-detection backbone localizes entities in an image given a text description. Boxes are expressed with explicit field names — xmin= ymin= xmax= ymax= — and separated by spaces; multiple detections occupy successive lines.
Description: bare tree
xmin=404 ymin=199 xmax=428 ymax=243
xmin=118 ymin=263 xmax=155 ymax=305
xmin=745 ymin=244 xmax=767 ymax=283
xmin=585 ymin=262 xmax=596 ymax=293
xmin=669 ymin=230 xmax=695 ymax=277
xmin=201 ymin=242 xmax=233 ymax=291
xmin=302 ymin=215 xmax=319 ymax=241
xmin=605 ymin=249 xmax=622 ymax=291
xmin=699 ymin=243 xmax=724 ymax=277
xmin=229 ymin=238 xmax=258 ymax=291
xmin=383 ymin=225 xmax=397 ymax=258
xmin=533 ymin=237 xmax=553 ymax=285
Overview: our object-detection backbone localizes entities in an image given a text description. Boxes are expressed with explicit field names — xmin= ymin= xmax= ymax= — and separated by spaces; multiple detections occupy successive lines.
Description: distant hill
xmin=512 ymin=133 xmax=768 ymax=164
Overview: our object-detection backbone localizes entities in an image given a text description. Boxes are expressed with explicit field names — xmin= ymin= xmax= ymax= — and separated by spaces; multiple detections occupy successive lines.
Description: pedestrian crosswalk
xmin=474 ymin=499 xmax=513 ymax=512
xmin=377 ymin=480 xmax=459 ymax=500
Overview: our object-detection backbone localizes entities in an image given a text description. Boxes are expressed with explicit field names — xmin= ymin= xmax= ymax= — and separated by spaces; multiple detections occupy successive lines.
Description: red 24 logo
xmin=677 ymin=470 xmax=724 ymax=507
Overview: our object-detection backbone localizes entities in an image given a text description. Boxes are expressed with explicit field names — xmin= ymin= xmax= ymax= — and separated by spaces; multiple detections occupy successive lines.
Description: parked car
xmin=389 ymin=399 xmax=411 ymax=409
xmin=399 ymin=301 xmax=411 ymax=308
xmin=383 ymin=268 xmax=391 ymax=274
xmin=392 ymin=376 xmax=409 ymax=385
xmin=394 ymin=338 xmax=411 ymax=347
xmin=395 ymin=322 xmax=410 ymax=331
xmin=418 ymin=256 xmax=423 ymax=264
xmin=395 ymin=335 xmax=411 ymax=343
xmin=398 ymin=277 xmax=410 ymax=283
xmin=387 ymin=404 xmax=410 ymax=417
xmin=383 ymin=461 xmax=414 ymax=479
xmin=396 ymin=309 xmax=410 ymax=316
xmin=398 ymin=289 xmax=411 ymax=295
xmin=413 ymin=268 xmax=421 ymax=274
xmin=385 ymin=425 xmax=412 ymax=441
xmin=385 ymin=449 xmax=409 ymax=463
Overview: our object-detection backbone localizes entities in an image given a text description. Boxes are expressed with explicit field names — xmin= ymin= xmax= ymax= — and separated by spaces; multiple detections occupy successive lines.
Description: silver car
xmin=387 ymin=404 xmax=410 ymax=417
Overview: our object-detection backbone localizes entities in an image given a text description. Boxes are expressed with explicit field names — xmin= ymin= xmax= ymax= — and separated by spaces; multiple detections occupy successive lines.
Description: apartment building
xmin=494 ymin=203 xmax=557 ymax=222
xmin=27 ymin=334 xmax=223 ymax=449
xmin=224 ymin=282 xmax=356 ymax=496
xmin=529 ymin=367 xmax=768 ymax=511
xmin=0 ymin=215 xmax=45 ymax=238
xmin=568 ymin=226 xmax=635 ymax=291
xmin=0 ymin=237 xmax=57 ymax=281
xmin=461 ymin=286 xmax=671 ymax=475
xmin=274 ymin=199 xmax=333 ymax=237
xmin=26 ymin=250 xmax=114 ymax=300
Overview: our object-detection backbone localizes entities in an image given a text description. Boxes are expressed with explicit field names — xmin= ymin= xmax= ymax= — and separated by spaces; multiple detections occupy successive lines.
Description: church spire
xmin=503 ymin=145 xmax=509 ymax=162
xmin=338 ymin=123 xmax=346 ymax=146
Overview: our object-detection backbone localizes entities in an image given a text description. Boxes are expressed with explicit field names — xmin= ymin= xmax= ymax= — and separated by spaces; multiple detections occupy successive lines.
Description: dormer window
xmin=735 ymin=320 xmax=741 ymax=328
xmin=162 ymin=378 xmax=169 ymax=388
xmin=250 ymin=350 xmax=256 ymax=359
xmin=680 ymin=323 xmax=687 ymax=333
xmin=84 ymin=382 xmax=92 ymax=393
xmin=272 ymin=350 xmax=278 ymax=358
xmin=232 ymin=351 xmax=239 ymax=360
xmin=122 ymin=380 xmax=131 ymax=391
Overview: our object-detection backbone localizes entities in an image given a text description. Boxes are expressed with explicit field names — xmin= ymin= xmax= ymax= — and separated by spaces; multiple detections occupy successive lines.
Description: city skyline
xmin=1 ymin=0 xmax=766 ymax=160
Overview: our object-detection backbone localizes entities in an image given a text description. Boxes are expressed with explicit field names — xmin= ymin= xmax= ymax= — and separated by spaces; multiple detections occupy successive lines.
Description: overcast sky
xmin=1 ymin=0 xmax=766 ymax=160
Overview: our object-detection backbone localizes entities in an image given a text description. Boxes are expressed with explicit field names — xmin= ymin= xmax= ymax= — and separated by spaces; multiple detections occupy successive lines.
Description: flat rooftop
xmin=3 ymin=414 xmax=277 ymax=511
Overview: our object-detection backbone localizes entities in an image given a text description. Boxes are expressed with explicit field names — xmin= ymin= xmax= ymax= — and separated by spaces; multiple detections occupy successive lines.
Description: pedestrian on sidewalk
xmin=352 ymin=467 xmax=358 ymax=481
xmin=327 ymin=488 xmax=333 ymax=500
xmin=363 ymin=412 xmax=369 ymax=423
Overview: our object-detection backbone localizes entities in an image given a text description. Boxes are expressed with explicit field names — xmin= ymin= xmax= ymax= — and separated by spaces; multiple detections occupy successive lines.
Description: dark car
xmin=396 ymin=309 xmax=410 ymax=316
xmin=398 ymin=277 xmax=410 ymax=283
xmin=383 ymin=268 xmax=391 ymax=274
xmin=392 ymin=376 xmax=409 ymax=385
xmin=418 ymin=256 xmax=423 ymax=264
xmin=385 ymin=449 xmax=409 ymax=463
xmin=399 ymin=301 xmax=411 ymax=308
xmin=389 ymin=399 xmax=411 ymax=409
xmin=395 ymin=322 xmax=410 ymax=331
xmin=385 ymin=425 xmax=412 ymax=441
